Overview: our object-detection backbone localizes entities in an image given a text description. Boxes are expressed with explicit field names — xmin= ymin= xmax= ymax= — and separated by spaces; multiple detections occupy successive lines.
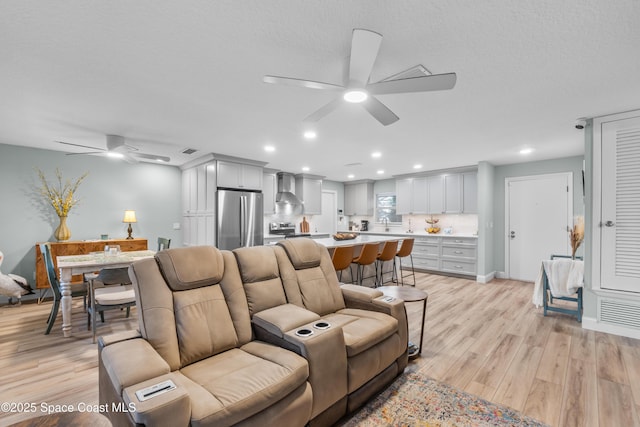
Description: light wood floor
xmin=1 ymin=273 xmax=639 ymax=426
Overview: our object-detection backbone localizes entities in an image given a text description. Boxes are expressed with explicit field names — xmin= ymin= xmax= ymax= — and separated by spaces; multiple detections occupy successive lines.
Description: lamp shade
xmin=123 ymin=210 xmax=137 ymax=223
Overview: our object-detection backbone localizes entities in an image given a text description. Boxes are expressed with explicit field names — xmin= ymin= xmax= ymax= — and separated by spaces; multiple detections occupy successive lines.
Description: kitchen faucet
xmin=383 ymin=218 xmax=389 ymax=232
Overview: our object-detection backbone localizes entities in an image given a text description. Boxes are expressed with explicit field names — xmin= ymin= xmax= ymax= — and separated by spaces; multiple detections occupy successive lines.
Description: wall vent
xmin=599 ymin=298 xmax=640 ymax=329
xmin=181 ymin=148 xmax=198 ymax=155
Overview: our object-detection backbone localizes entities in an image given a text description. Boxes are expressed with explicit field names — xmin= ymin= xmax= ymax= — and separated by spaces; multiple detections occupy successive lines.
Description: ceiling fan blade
xmin=135 ymin=153 xmax=171 ymax=163
xmin=65 ymin=151 xmax=104 ymax=156
xmin=368 ymin=72 xmax=457 ymax=95
xmin=348 ymin=29 xmax=382 ymax=86
xmin=362 ymin=96 xmax=399 ymax=126
xmin=122 ymin=153 xmax=139 ymax=164
xmin=263 ymin=75 xmax=343 ymax=91
xmin=56 ymin=140 xmax=105 ymax=151
xmin=303 ymin=97 xmax=343 ymax=123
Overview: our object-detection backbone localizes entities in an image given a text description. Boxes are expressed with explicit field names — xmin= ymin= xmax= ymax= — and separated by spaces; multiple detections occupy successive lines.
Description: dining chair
xmin=331 ymin=245 xmax=354 ymax=282
xmin=376 ymin=240 xmax=398 ymax=286
xmin=86 ymin=267 xmax=136 ymax=343
xmin=351 ymin=243 xmax=380 ymax=287
xmin=394 ymin=238 xmax=416 ymax=286
xmin=40 ymin=243 xmax=87 ymax=335
xmin=157 ymin=237 xmax=171 ymax=251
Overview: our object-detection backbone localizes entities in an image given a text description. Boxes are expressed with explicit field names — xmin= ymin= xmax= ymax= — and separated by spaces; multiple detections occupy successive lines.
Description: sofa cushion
xmin=277 ymin=239 xmax=322 ymax=269
xmin=179 ymin=341 xmax=309 ymax=426
xmin=233 ymin=246 xmax=287 ymax=315
xmin=156 ymin=246 xmax=224 ymax=291
xmin=324 ymin=309 xmax=398 ymax=357
xmin=174 ymin=285 xmax=239 ymax=367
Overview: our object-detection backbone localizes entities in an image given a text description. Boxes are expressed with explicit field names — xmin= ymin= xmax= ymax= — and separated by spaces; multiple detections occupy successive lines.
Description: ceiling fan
xmin=56 ymin=134 xmax=170 ymax=163
xmin=263 ymin=28 xmax=457 ymax=126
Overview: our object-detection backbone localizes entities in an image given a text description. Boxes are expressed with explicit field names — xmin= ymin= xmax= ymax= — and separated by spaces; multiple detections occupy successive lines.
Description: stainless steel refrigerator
xmin=217 ymin=189 xmax=263 ymax=250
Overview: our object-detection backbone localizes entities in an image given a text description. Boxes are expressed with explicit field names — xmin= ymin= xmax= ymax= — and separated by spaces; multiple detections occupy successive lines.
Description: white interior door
xmin=507 ymin=173 xmax=572 ymax=282
xmin=316 ymin=191 xmax=337 ymax=234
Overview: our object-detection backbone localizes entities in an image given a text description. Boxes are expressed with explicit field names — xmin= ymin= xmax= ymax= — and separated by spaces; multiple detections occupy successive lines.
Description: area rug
xmin=339 ymin=371 xmax=548 ymax=427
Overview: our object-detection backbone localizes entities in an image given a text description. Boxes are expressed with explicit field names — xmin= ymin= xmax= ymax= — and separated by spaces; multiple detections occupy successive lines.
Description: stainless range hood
xmin=275 ymin=172 xmax=302 ymax=206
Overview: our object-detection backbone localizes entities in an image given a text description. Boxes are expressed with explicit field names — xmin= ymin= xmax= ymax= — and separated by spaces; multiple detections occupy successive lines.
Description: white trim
xmin=504 ymin=172 xmax=573 ymax=279
xmin=496 ymin=271 xmax=508 ymax=279
xmin=582 ymin=316 xmax=640 ymax=340
xmin=476 ymin=271 xmax=495 ymax=283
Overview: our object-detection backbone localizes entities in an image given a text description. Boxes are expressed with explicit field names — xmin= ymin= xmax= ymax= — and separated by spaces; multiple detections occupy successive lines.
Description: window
xmin=376 ymin=193 xmax=402 ymax=224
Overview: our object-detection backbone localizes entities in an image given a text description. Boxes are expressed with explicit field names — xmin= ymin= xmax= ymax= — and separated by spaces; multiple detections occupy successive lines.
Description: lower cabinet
xmin=411 ymin=235 xmax=477 ymax=277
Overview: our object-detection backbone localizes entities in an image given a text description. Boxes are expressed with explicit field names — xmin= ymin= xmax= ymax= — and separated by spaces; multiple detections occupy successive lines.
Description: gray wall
xmin=492 ymin=155 xmax=585 ymax=273
xmin=0 ymin=143 xmax=182 ymax=300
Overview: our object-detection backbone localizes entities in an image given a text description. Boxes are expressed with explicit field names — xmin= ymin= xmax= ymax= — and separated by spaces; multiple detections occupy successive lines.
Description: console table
xmin=35 ymin=238 xmax=148 ymax=290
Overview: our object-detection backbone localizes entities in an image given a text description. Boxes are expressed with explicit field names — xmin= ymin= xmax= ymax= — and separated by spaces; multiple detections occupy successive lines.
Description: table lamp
xmin=123 ymin=210 xmax=137 ymax=239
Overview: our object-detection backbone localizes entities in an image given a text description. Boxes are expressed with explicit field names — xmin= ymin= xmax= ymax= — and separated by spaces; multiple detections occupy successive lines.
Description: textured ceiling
xmin=1 ymin=1 xmax=639 ymax=180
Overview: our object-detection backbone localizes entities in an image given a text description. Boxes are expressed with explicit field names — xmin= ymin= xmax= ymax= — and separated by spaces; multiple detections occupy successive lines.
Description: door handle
xmin=510 ymin=231 xmax=516 ymax=239
xmin=603 ymin=221 xmax=615 ymax=227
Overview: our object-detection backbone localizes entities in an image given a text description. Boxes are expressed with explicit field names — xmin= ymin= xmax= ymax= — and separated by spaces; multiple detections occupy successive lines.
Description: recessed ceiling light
xmin=520 ymin=148 xmax=533 ymax=155
xmin=371 ymin=151 xmax=382 ymax=158
xmin=377 ymin=170 xmax=384 ymax=175
xmin=264 ymin=145 xmax=275 ymax=152
xmin=302 ymin=166 xmax=310 ymax=172
xmin=413 ymin=164 xmax=422 ymax=169
xmin=343 ymin=90 xmax=368 ymax=103
xmin=107 ymin=152 xmax=124 ymax=158
xmin=347 ymin=174 xmax=355 ymax=179
xmin=303 ymin=131 xmax=317 ymax=140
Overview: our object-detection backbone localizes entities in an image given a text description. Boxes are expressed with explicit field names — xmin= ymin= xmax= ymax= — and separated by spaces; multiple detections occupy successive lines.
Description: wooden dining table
xmin=56 ymin=250 xmax=155 ymax=338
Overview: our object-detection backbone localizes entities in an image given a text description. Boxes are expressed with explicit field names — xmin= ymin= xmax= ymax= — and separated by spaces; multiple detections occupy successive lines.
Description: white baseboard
xmin=496 ymin=271 xmax=508 ymax=279
xmin=476 ymin=271 xmax=495 ymax=284
xmin=582 ymin=316 xmax=640 ymax=340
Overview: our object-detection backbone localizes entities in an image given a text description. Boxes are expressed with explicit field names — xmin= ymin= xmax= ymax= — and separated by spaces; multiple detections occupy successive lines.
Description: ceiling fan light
xmin=343 ymin=90 xmax=368 ymax=103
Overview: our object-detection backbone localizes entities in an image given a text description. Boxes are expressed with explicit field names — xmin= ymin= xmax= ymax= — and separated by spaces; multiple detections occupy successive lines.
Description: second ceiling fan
xmin=264 ymin=28 xmax=457 ymax=126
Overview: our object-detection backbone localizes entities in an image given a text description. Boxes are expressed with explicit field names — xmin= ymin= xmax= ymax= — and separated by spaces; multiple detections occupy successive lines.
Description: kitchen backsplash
xmin=348 ymin=214 xmax=478 ymax=235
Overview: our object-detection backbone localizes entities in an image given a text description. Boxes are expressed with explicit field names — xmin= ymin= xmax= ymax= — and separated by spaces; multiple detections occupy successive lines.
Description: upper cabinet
xmin=344 ymin=181 xmax=374 ymax=216
xmin=396 ymin=177 xmax=428 ymax=214
xmin=263 ymin=170 xmax=277 ymax=215
xmin=217 ymin=160 xmax=263 ymax=190
xmin=295 ymin=174 xmax=323 ymax=215
xmin=396 ymin=169 xmax=477 ymax=215
xmin=462 ymin=172 xmax=478 ymax=213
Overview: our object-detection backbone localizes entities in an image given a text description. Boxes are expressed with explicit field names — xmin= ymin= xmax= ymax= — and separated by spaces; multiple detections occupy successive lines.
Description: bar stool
xmin=376 ymin=240 xmax=398 ymax=286
xmin=351 ymin=243 xmax=379 ymax=287
xmin=394 ymin=238 xmax=416 ymax=286
xmin=332 ymin=245 xmax=355 ymax=282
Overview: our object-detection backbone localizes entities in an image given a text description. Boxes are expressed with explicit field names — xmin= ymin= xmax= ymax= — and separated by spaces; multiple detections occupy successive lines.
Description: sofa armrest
xmin=123 ymin=373 xmax=191 ymax=426
xmin=252 ymin=303 xmax=320 ymax=338
xmin=100 ymin=338 xmax=171 ymax=396
xmin=340 ymin=284 xmax=383 ymax=303
xmin=98 ymin=329 xmax=142 ymax=350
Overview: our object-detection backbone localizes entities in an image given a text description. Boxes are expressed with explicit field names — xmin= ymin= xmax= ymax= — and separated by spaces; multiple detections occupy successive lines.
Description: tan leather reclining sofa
xmin=98 ymin=238 xmax=408 ymax=427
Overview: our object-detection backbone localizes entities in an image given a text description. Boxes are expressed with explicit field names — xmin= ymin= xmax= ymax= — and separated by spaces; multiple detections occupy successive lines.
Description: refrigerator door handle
xmin=240 ymin=195 xmax=246 ymax=247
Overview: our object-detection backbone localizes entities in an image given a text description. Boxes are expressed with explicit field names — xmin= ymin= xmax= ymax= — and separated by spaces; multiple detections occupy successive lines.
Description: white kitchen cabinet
xmin=396 ymin=177 xmax=428 ymax=214
xmin=427 ymin=175 xmax=444 ymax=214
xmin=217 ymin=160 xmax=263 ymax=190
xmin=344 ymin=181 xmax=374 ymax=216
xmin=181 ymin=161 xmax=216 ymax=246
xmin=462 ymin=172 xmax=478 ymax=213
xmin=295 ymin=174 xmax=323 ymax=215
xmin=444 ymin=174 xmax=462 ymax=213
xmin=263 ymin=171 xmax=277 ymax=215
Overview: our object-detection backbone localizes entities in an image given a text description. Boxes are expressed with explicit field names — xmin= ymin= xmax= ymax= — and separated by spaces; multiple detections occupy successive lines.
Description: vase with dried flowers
xmin=36 ymin=168 xmax=88 ymax=241
xmin=569 ymin=215 xmax=585 ymax=259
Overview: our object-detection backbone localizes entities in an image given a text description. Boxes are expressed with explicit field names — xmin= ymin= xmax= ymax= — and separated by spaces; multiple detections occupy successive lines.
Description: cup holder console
xmin=313 ymin=321 xmax=331 ymax=330
xmin=295 ymin=328 xmax=314 ymax=337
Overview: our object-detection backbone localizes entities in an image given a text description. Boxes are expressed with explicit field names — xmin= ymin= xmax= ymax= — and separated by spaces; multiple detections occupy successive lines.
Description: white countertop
xmin=339 ymin=230 xmax=478 ymax=239
xmin=313 ymin=234 xmax=403 ymax=249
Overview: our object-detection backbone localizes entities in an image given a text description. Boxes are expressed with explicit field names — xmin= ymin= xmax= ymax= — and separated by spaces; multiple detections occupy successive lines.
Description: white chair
xmin=87 ymin=267 xmax=136 ymax=343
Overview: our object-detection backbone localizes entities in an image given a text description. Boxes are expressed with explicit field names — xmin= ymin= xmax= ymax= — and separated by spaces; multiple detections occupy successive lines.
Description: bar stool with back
xmin=394 ymin=238 xmax=416 ymax=286
xmin=331 ymin=245 xmax=354 ymax=282
xmin=351 ymin=243 xmax=380 ymax=287
xmin=376 ymin=240 xmax=398 ymax=286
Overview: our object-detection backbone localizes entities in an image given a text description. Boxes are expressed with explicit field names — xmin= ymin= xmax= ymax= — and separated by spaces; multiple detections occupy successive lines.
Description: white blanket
xmin=532 ymin=258 xmax=584 ymax=307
